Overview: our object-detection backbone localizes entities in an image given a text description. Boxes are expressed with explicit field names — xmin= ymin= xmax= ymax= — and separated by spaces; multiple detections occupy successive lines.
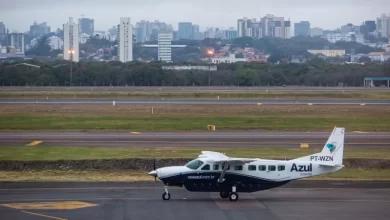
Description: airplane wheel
xmin=220 ymin=192 xmax=229 ymax=198
xmin=162 ymin=192 xmax=171 ymax=200
xmin=229 ymin=192 xmax=239 ymax=202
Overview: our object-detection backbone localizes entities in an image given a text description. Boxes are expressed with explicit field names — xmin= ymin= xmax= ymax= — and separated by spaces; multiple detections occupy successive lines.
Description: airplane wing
xmin=198 ymin=151 xmax=257 ymax=165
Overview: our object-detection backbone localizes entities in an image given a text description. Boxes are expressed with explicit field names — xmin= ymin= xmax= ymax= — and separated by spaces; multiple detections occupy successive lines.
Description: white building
xmin=211 ymin=54 xmax=247 ymax=64
xmin=63 ymin=17 xmax=79 ymax=62
xmin=118 ymin=17 xmax=133 ymax=62
xmin=48 ymin=36 xmax=63 ymax=50
xmin=325 ymin=32 xmax=365 ymax=44
xmin=158 ymin=32 xmax=172 ymax=62
xmin=79 ymin=33 xmax=90 ymax=44
xmin=376 ymin=13 xmax=390 ymax=38
xmin=310 ymin=27 xmax=323 ymax=37
xmin=9 ymin=33 xmax=25 ymax=54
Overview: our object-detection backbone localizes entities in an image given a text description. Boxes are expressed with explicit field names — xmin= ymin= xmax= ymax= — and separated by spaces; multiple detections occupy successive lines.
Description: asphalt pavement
xmin=1 ymin=86 xmax=389 ymax=91
xmin=0 ymin=131 xmax=389 ymax=148
xmin=0 ymin=181 xmax=389 ymax=220
xmin=1 ymin=99 xmax=390 ymax=105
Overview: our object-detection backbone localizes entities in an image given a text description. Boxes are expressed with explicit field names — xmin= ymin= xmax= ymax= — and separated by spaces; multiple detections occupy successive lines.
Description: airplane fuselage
xmin=156 ymin=160 xmax=342 ymax=193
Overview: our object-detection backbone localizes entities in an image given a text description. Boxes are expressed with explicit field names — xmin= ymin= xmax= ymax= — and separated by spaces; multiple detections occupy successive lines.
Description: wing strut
xmin=217 ymin=162 xmax=229 ymax=183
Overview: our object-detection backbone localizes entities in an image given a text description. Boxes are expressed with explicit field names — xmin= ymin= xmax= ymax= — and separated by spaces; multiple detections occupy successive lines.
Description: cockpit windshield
xmin=185 ymin=159 xmax=204 ymax=170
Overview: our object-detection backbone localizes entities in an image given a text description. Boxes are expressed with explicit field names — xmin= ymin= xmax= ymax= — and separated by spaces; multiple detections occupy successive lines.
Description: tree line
xmin=1 ymin=58 xmax=389 ymax=86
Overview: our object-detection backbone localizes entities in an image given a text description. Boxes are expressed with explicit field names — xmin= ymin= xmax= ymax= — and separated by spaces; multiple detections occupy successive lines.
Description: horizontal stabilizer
xmin=318 ymin=163 xmax=344 ymax=168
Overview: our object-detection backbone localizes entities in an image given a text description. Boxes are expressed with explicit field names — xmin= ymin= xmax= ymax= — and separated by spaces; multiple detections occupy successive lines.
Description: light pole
xmin=206 ymin=48 xmax=214 ymax=86
xmin=68 ymin=49 xmax=74 ymax=86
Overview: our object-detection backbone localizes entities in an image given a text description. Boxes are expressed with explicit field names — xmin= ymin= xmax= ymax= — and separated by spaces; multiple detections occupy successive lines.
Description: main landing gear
xmin=220 ymin=186 xmax=239 ymax=202
xmin=162 ymin=185 xmax=171 ymax=200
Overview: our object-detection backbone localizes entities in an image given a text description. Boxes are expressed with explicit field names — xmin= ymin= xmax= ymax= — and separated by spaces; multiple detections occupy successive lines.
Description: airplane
xmin=148 ymin=127 xmax=345 ymax=202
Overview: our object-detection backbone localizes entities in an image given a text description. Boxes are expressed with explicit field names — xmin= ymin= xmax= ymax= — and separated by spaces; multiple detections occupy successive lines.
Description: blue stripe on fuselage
xmin=160 ymin=171 xmax=290 ymax=192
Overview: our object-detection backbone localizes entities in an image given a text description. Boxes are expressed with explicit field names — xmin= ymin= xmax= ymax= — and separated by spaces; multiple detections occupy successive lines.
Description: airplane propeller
xmin=153 ymin=158 xmax=156 ymax=182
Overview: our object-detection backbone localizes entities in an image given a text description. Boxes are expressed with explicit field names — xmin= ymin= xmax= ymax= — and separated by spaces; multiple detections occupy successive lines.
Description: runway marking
xmin=130 ymin=132 xmax=141 ymax=134
xmin=0 ymin=197 xmax=152 ymax=203
xmin=26 ymin=141 xmax=42 ymax=146
xmin=21 ymin=211 xmax=67 ymax=220
xmin=353 ymin=131 xmax=370 ymax=134
xmin=0 ymin=201 xmax=97 ymax=210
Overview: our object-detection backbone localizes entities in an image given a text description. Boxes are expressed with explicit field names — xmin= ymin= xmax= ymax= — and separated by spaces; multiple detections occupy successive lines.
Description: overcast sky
xmin=0 ymin=0 xmax=389 ymax=32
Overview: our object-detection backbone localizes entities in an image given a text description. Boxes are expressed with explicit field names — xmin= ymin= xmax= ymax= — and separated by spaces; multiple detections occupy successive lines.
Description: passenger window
xmin=268 ymin=165 xmax=276 ymax=171
xmin=201 ymin=164 xmax=210 ymax=170
xmin=258 ymin=165 xmax=266 ymax=171
xmin=234 ymin=165 xmax=243 ymax=171
xmin=248 ymin=165 xmax=256 ymax=171
xmin=213 ymin=164 xmax=219 ymax=170
xmin=278 ymin=165 xmax=285 ymax=171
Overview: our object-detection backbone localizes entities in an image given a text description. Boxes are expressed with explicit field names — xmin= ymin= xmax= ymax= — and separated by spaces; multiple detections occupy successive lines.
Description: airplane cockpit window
xmin=201 ymin=164 xmax=210 ymax=170
xmin=213 ymin=164 xmax=219 ymax=170
xmin=185 ymin=159 xmax=204 ymax=170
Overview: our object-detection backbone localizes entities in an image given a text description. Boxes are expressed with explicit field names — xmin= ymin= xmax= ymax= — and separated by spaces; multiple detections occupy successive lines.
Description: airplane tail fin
xmin=292 ymin=127 xmax=345 ymax=165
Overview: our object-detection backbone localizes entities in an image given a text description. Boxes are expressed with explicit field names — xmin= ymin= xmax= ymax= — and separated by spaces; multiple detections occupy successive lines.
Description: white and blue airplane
xmin=148 ymin=127 xmax=345 ymax=202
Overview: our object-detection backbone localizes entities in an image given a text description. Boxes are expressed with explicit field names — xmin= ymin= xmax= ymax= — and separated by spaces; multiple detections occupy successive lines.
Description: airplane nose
xmin=148 ymin=170 xmax=157 ymax=177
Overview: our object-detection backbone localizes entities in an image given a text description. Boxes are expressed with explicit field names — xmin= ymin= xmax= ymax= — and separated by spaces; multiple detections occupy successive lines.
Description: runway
xmin=1 ymin=99 xmax=390 ymax=105
xmin=1 ymin=131 xmax=389 ymax=148
xmin=1 ymin=86 xmax=389 ymax=91
xmin=0 ymin=181 xmax=389 ymax=220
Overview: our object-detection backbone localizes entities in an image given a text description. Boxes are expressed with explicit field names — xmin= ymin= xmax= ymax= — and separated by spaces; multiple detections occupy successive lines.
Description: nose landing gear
xmin=162 ymin=185 xmax=170 ymax=200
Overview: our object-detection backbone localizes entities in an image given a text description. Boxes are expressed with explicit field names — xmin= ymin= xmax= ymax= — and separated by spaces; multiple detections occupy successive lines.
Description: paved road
xmin=0 ymin=181 xmax=389 ymax=220
xmin=1 ymin=86 xmax=389 ymax=91
xmin=1 ymin=131 xmax=389 ymax=148
xmin=1 ymin=99 xmax=389 ymax=105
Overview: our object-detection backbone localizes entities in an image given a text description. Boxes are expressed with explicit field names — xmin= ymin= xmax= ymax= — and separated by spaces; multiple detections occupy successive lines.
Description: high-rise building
xmin=158 ymin=31 xmax=173 ymax=62
xmin=178 ymin=22 xmax=193 ymax=40
xmin=284 ymin=20 xmax=291 ymax=39
xmin=310 ymin=27 xmax=324 ymax=37
xmin=29 ymin=22 xmax=51 ymax=37
xmin=237 ymin=18 xmax=251 ymax=37
xmin=364 ymin=21 xmax=376 ymax=33
xmin=376 ymin=13 xmax=390 ymax=38
xmin=223 ymin=28 xmax=237 ymax=40
xmin=136 ymin=20 xmax=169 ymax=43
xmin=63 ymin=17 xmax=79 ymax=62
xmin=79 ymin=18 xmax=94 ymax=35
xmin=0 ymin=22 xmax=6 ymax=44
xmin=118 ymin=17 xmax=133 ymax=62
xmin=294 ymin=21 xmax=310 ymax=37
xmin=8 ymin=33 xmax=25 ymax=54
xmin=248 ymin=21 xmax=262 ymax=39
xmin=260 ymin=14 xmax=290 ymax=39
xmin=340 ymin=23 xmax=360 ymax=34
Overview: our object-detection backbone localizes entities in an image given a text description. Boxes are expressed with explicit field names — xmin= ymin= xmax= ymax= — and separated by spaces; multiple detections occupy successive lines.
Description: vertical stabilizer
xmin=292 ymin=127 xmax=345 ymax=165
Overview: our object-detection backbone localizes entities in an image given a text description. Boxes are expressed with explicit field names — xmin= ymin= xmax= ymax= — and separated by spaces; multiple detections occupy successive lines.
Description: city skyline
xmin=1 ymin=0 xmax=389 ymax=33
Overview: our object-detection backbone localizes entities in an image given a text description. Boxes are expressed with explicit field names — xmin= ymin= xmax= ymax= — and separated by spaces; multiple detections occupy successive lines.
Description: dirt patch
xmin=1 ymin=158 xmax=390 ymax=171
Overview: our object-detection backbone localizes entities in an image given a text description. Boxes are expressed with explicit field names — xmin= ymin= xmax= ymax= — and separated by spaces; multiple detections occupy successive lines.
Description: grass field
xmin=1 ymin=90 xmax=390 ymax=100
xmin=0 ymin=169 xmax=389 ymax=182
xmin=1 ymin=104 xmax=389 ymax=131
xmin=1 ymin=146 xmax=390 ymax=160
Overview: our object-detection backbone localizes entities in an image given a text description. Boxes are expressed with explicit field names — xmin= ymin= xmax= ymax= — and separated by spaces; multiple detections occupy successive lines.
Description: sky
xmin=0 ymin=0 xmax=389 ymax=33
